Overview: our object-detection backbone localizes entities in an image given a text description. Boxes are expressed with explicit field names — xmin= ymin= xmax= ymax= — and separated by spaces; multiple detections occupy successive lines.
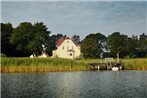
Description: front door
xmin=68 ymin=51 xmax=74 ymax=59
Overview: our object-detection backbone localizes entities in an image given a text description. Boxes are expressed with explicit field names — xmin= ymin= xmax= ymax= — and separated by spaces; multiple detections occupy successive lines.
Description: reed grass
xmin=122 ymin=58 xmax=147 ymax=70
xmin=1 ymin=58 xmax=89 ymax=73
xmin=78 ymin=58 xmax=147 ymax=70
xmin=1 ymin=58 xmax=147 ymax=73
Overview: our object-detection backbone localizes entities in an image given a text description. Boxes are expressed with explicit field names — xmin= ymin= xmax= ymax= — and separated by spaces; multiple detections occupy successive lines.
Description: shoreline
xmin=1 ymin=68 xmax=147 ymax=73
xmin=1 ymin=58 xmax=147 ymax=73
xmin=0 ymin=66 xmax=91 ymax=73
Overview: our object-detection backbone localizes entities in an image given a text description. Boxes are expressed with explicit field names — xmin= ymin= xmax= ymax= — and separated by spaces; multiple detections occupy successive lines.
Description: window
xmin=72 ymin=46 xmax=74 ymax=49
xmin=67 ymin=40 xmax=69 ymax=43
xmin=67 ymin=46 xmax=69 ymax=49
xmin=62 ymin=46 xmax=64 ymax=50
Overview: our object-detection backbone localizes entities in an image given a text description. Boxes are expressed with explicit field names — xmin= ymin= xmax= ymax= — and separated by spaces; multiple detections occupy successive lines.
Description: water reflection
xmin=56 ymin=72 xmax=80 ymax=98
xmin=2 ymin=71 xmax=147 ymax=98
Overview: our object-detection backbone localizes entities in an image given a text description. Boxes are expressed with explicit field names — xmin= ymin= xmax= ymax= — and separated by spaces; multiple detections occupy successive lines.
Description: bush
xmin=0 ymin=53 xmax=7 ymax=57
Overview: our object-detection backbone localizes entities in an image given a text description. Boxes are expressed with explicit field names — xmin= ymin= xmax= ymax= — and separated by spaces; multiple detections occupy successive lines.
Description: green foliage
xmin=138 ymin=33 xmax=147 ymax=57
xmin=1 ymin=22 xmax=147 ymax=58
xmin=11 ymin=22 xmax=33 ymax=55
xmin=108 ymin=32 xmax=147 ymax=58
xmin=30 ymin=22 xmax=51 ymax=55
xmin=72 ymin=35 xmax=80 ymax=44
xmin=1 ymin=23 xmax=17 ymax=57
xmin=81 ymin=33 xmax=106 ymax=58
xmin=126 ymin=35 xmax=138 ymax=56
xmin=81 ymin=37 xmax=99 ymax=58
xmin=10 ymin=22 xmax=51 ymax=56
xmin=108 ymin=32 xmax=128 ymax=57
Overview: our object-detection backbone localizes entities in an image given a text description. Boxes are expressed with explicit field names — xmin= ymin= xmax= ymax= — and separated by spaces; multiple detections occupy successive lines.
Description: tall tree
xmin=81 ymin=33 xmax=106 ymax=58
xmin=81 ymin=37 xmax=99 ymax=58
xmin=30 ymin=22 xmax=50 ymax=55
xmin=108 ymin=32 xmax=128 ymax=58
xmin=126 ymin=35 xmax=138 ymax=57
xmin=1 ymin=23 xmax=17 ymax=57
xmin=71 ymin=35 xmax=80 ymax=44
xmin=138 ymin=33 xmax=147 ymax=57
xmin=10 ymin=22 xmax=51 ymax=56
xmin=10 ymin=22 xmax=33 ymax=56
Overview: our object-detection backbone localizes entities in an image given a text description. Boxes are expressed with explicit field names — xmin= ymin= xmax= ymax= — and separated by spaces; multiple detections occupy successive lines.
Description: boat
xmin=89 ymin=63 xmax=100 ymax=70
xmin=112 ymin=67 xmax=119 ymax=71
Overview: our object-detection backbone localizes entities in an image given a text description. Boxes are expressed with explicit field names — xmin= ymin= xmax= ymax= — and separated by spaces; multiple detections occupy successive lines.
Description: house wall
xmin=52 ymin=39 xmax=81 ymax=59
xmin=38 ymin=53 xmax=48 ymax=58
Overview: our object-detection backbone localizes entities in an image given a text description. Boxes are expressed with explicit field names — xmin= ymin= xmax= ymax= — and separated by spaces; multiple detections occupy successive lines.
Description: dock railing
xmin=104 ymin=58 xmax=114 ymax=63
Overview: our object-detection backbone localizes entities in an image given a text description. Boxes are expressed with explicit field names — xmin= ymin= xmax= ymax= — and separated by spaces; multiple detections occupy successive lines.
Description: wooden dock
xmin=89 ymin=62 xmax=123 ymax=70
xmin=89 ymin=58 xmax=123 ymax=70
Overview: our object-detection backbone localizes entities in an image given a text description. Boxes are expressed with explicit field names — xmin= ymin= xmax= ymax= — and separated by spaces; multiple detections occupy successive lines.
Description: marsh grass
xmin=80 ymin=58 xmax=147 ymax=70
xmin=123 ymin=58 xmax=147 ymax=70
xmin=1 ymin=58 xmax=89 ymax=72
xmin=1 ymin=58 xmax=147 ymax=72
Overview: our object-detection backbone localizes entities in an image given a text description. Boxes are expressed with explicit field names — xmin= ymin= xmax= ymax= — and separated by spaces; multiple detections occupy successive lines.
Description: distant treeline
xmin=1 ymin=22 xmax=147 ymax=58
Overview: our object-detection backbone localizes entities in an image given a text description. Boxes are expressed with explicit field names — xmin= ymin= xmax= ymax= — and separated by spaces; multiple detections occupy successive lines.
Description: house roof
xmin=57 ymin=38 xmax=64 ymax=47
xmin=42 ymin=51 xmax=49 ymax=57
xmin=57 ymin=37 xmax=80 ymax=48
xmin=76 ymin=44 xmax=80 ymax=47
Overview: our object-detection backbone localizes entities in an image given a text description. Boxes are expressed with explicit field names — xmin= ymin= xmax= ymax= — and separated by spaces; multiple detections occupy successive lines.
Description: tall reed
xmin=123 ymin=58 xmax=147 ymax=70
xmin=1 ymin=58 xmax=89 ymax=73
xmin=1 ymin=58 xmax=147 ymax=73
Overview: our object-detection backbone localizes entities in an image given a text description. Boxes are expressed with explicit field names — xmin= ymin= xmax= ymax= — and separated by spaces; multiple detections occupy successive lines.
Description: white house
xmin=52 ymin=37 xmax=81 ymax=59
xmin=30 ymin=51 xmax=49 ymax=58
xmin=30 ymin=54 xmax=36 ymax=58
xmin=38 ymin=51 xmax=49 ymax=58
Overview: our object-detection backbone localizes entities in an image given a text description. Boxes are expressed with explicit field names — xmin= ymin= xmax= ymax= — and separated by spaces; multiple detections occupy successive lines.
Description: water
xmin=1 ymin=71 xmax=147 ymax=98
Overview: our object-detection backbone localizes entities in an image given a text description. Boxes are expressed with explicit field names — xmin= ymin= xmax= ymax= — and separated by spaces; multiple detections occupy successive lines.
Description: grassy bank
xmin=123 ymin=58 xmax=147 ymax=70
xmin=79 ymin=58 xmax=147 ymax=70
xmin=1 ymin=58 xmax=147 ymax=73
xmin=1 ymin=58 xmax=89 ymax=73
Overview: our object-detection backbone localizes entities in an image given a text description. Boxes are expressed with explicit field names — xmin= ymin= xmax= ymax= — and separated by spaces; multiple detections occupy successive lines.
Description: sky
xmin=1 ymin=0 xmax=147 ymax=39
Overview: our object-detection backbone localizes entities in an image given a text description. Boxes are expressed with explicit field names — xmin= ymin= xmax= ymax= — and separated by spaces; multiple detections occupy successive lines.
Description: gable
xmin=52 ymin=37 xmax=81 ymax=59
xmin=57 ymin=37 xmax=70 ymax=47
xmin=57 ymin=37 xmax=80 ymax=49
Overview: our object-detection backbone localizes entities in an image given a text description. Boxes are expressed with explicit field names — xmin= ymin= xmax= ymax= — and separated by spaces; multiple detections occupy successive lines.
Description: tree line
xmin=1 ymin=22 xmax=147 ymax=58
xmin=81 ymin=32 xmax=147 ymax=58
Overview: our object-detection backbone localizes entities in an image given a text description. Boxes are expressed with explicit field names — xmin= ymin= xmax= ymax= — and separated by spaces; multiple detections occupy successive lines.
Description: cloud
xmin=2 ymin=1 xmax=146 ymax=39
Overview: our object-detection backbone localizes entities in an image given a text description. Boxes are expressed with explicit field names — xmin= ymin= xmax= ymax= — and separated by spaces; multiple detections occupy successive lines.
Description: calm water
xmin=1 ymin=71 xmax=147 ymax=98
